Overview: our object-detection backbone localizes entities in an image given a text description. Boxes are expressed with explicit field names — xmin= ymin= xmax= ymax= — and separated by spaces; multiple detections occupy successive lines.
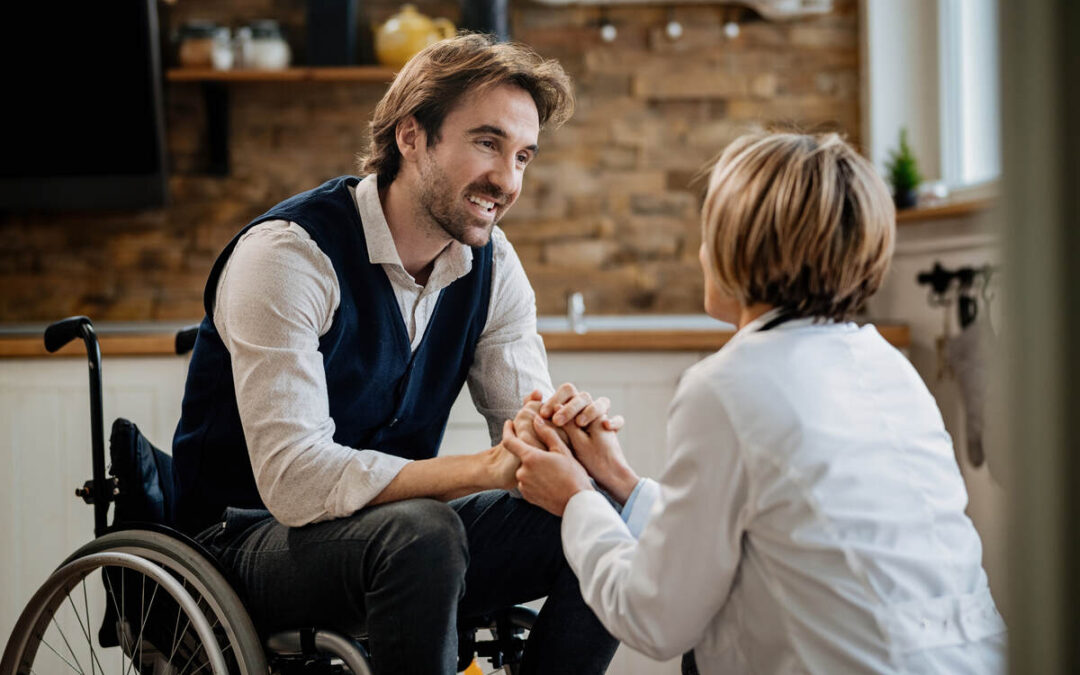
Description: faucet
xmin=567 ymin=291 xmax=586 ymax=334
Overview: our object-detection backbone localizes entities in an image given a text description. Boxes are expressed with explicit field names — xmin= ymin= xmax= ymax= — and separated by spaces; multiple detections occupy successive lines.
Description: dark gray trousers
xmin=198 ymin=490 xmax=618 ymax=675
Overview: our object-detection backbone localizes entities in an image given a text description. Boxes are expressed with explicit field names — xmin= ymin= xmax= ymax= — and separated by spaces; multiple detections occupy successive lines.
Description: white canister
xmin=210 ymin=26 xmax=234 ymax=70
xmin=246 ymin=20 xmax=291 ymax=70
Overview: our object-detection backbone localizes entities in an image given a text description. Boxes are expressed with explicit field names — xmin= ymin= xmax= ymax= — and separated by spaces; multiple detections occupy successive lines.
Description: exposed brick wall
xmin=0 ymin=0 xmax=858 ymax=322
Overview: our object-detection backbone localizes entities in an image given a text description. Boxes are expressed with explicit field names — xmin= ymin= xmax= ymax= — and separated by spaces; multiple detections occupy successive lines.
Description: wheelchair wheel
xmin=2 ymin=530 xmax=267 ymax=675
xmin=472 ymin=605 xmax=536 ymax=675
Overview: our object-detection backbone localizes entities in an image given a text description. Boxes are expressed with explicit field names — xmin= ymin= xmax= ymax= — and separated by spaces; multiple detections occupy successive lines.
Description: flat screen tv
xmin=0 ymin=0 xmax=168 ymax=210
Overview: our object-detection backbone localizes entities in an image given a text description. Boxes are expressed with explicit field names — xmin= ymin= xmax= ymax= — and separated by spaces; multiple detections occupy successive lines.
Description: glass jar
xmin=246 ymin=20 xmax=291 ymax=70
xmin=210 ymin=27 xmax=234 ymax=70
xmin=233 ymin=26 xmax=254 ymax=69
xmin=178 ymin=21 xmax=221 ymax=69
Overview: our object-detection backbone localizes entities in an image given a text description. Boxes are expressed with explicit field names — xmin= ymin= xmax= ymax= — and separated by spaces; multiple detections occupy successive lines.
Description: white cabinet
xmin=0 ymin=350 xmax=703 ymax=674
xmin=0 ymin=356 xmax=190 ymax=651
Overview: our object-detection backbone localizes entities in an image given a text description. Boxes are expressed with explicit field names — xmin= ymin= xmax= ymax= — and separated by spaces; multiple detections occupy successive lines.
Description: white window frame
xmin=938 ymin=0 xmax=1001 ymax=189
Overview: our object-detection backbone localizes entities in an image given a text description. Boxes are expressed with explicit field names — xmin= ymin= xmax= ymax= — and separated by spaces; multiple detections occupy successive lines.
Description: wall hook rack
xmin=916 ymin=262 xmax=996 ymax=328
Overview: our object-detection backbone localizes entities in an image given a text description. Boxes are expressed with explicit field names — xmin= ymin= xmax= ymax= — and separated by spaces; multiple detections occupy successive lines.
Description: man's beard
xmin=417 ymin=154 xmax=508 ymax=248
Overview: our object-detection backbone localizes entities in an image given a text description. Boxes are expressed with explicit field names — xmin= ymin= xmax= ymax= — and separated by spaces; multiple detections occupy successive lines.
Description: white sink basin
xmin=537 ymin=314 xmax=735 ymax=333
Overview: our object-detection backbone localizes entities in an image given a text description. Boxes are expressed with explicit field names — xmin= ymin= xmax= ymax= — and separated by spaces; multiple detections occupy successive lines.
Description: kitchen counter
xmin=0 ymin=317 xmax=910 ymax=357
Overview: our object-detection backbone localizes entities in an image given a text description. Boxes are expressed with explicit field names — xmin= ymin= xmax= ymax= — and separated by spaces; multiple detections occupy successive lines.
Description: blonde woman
xmin=504 ymin=133 xmax=1007 ymax=674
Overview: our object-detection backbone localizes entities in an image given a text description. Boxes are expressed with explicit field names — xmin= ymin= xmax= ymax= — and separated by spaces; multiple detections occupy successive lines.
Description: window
xmin=938 ymin=0 xmax=1001 ymax=187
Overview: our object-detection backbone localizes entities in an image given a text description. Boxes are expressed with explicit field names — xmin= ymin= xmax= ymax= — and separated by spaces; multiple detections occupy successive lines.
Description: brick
xmin=630 ymin=193 xmax=697 ymax=218
xmin=633 ymin=68 xmax=755 ymax=100
xmin=790 ymin=24 xmax=858 ymax=50
xmin=501 ymin=218 xmax=608 ymax=243
xmin=0 ymin=0 xmax=861 ymax=322
xmin=541 ymin=239 xmax=619 ymax=268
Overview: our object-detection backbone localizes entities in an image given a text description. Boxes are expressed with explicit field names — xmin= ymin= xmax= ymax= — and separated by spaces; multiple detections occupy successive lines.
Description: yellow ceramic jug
xmin=374 ymin=5 xmax=456 ymax=69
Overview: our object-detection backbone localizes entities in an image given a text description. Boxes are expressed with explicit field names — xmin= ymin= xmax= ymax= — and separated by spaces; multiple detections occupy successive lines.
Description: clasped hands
xmin=495 ymin=383 xmax=640 ymax=517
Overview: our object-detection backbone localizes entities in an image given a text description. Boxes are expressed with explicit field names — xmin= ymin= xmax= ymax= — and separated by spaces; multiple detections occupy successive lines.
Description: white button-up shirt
xmin=563 ymin=311 xmax=1007 ymax=674
xmin=212 ymin=175 xmax=552 ymax=526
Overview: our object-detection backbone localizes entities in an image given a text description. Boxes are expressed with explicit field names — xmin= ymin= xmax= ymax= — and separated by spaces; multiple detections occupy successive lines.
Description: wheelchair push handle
xmin=44 ymin=315 xmax=94 ymax=353
xmin=175 ymin=325 xmax=199 ymax=355
xmin=44 ymin=315 xmax=111 ymax=536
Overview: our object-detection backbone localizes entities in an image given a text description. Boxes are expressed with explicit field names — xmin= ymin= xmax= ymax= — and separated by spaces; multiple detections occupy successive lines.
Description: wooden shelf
xmin=896 ymin=196 xmax=997 ymax=224
xmin=166 ymin=66 xmax=397 ymax=83
xmin=165 ymin=66 xmax=397 ymax=174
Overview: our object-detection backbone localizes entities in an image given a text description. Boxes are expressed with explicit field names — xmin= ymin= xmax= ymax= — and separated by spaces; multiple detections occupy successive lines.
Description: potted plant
xmin=885 ymin=128 xmax=922 ymax=209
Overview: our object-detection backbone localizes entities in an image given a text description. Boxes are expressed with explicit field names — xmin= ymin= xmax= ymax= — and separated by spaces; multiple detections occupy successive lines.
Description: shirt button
xmin=389 ymin=417 xmax=399 ymax=427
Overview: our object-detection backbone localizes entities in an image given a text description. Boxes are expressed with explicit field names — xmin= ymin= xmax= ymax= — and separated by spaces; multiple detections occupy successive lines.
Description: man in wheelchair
xmin=170 ymin=34 xmax=619 ymax=675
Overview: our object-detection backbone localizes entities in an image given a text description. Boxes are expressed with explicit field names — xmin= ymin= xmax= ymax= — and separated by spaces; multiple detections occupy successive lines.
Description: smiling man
xmin=171 ymin=35 xmax=619 ymax=675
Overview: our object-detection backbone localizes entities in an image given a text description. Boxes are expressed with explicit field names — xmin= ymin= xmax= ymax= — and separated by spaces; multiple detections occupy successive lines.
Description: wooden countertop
xmin=0 ymin=323 xmax=910 ymax=358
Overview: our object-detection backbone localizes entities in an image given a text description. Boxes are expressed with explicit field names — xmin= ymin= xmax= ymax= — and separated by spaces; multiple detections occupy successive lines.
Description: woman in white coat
xmin=503 ymin=133 xmax=1007 ymax=674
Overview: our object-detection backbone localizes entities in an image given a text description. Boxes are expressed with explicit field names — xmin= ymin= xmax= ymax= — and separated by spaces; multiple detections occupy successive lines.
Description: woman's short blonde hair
xmin=358 ymin=33 xmax=573 ymax=183
xmin=701 ymin=132 xmax=895 ymax=322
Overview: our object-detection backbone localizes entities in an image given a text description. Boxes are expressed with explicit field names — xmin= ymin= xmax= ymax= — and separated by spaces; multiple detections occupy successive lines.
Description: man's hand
xmin=513 ymin=398 xmax=569 ymax=450
xmin=537 ymin=383 xmax=625 ymax=432
xmin=503 ymin=417 xmax=593 ymax=517
xmin=484 ymin=420 xmax=523 ymax=491
xmin=561 ymin=418 xmax=640 ymax=506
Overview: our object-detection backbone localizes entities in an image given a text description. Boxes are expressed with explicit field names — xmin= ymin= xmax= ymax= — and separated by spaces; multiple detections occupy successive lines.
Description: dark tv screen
xmin=0 ymin=0 xmax=168 ymax=210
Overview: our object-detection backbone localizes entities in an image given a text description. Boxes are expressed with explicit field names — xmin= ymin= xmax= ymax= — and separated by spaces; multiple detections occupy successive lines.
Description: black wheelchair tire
xmin=1 ymin=529 xmax=268 ymax=675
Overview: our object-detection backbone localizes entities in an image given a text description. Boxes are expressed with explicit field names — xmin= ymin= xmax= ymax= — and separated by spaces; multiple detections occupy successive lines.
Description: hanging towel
xmin=945 ymin=313 xmax=996 ymax=469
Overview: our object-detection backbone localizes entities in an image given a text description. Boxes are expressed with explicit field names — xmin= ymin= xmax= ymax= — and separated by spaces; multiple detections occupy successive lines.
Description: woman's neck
xmin=737 ymin=303 xmax=777 ymax=330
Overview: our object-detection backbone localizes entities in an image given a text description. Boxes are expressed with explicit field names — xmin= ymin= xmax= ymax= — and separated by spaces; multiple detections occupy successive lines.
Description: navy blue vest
xmin=172 ymin=176 xmax=493 ymax=534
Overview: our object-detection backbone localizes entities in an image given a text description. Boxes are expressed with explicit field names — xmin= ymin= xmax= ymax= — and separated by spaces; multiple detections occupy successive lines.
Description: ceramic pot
xmin=893 ymin=188 xmax=918 ymax=210
xmin=374 ymin=5 xmax=455 ymax=69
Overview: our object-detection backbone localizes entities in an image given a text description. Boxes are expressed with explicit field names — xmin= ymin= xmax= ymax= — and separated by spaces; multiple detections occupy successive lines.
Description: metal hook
xmin=979 ymin=265 xmax=996 ymax=305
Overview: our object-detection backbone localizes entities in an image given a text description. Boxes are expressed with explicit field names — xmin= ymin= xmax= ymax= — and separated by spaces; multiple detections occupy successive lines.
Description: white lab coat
xmin=562 ymin=311 xmax=1007 ymax=674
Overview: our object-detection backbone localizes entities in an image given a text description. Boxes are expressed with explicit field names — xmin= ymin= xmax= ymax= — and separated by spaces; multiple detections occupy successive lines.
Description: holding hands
xmin=503 ymin=417 xmax=592 ymax=516
xmin=504 ymin=383 xmax=640 ymax=516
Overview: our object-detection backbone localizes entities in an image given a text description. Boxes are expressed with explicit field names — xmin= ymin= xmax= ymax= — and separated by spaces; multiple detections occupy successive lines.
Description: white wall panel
xmin=0 ymin=350 xmax=700 ymax=673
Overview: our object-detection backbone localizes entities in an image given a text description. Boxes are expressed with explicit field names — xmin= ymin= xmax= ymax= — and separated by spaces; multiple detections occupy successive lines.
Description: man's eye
xmin=479 ymin=140 xmax=496 ymax=149
xmin=517 ymin=154 xmax=531 ymax=165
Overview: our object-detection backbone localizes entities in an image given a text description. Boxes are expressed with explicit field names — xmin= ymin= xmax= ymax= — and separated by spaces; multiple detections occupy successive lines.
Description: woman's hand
xmin=561 ymin=419 xmax=640 ymax=506
xmin=503 ymin=417 xmax=593 ymax=517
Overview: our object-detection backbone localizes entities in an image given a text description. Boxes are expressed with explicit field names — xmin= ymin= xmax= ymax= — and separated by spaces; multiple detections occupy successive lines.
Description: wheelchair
xmin=2 ymin=316 xmax=536 ymax=675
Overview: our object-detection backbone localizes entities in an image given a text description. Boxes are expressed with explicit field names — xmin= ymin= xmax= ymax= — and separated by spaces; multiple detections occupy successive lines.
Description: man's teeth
xmin=467 ymin=195 xmax=496 ymax=210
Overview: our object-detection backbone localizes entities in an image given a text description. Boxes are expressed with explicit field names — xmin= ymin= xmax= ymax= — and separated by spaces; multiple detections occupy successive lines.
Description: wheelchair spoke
xmin=102 ymin=568 xmax=136 ymax=675
xmin=37 ymin=628 xmax=84 ymax=674
xmin=67 ymin=579 xmax=105 ymax=675
xmin=138 ymin=577 xmax=146 ymax=673
xmin=83 ymin=579 xmax=103 ymax=675
xmin=49 ymin=614 xmax=87 ymax=674
xmin=132 ymin=574 xmax=162 ymax=675
xmin=186 ymin=642 xmax=233 ymax=675
xmin=177 ymin=636 xmax=206 ymax=675
xmin=167 ymin=614 xmax=194 ymax=668
xmin=120 ymin=569 xmax=133 ymax=675
xmin=166 ymin=592 xmax=189 ymax=666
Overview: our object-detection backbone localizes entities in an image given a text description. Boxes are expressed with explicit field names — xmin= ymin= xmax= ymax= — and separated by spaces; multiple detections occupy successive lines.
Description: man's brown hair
xmin=701 ymin=133 xmax=896 ymax=322
xmin=359 ymin=33 xmax=574 ymax=182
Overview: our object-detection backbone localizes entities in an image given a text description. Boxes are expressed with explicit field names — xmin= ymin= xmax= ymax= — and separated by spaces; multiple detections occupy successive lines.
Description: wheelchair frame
xmin=1 ymin=316 xmax=535 ymax=675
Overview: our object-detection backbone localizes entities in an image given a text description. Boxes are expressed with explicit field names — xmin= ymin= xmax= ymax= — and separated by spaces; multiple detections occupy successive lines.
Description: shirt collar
xmin=737 ymin=307 xmax=790 ymax=335
xmin=352 ymin=175 xmax=473 ymax=282
xmin=729 ymin=307 xmax=851 ymax=347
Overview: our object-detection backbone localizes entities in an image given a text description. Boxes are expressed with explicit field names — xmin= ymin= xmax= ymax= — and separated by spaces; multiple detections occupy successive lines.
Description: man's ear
xmin=395 ymin=116 xmax=424 ymax=162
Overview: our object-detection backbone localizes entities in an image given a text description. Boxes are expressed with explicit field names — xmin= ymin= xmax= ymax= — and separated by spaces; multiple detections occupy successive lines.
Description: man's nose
xmin=487 ymin=155 xmax=518 ymax=196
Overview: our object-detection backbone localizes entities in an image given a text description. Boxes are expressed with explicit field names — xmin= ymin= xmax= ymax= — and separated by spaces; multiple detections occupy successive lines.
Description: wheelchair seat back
xmin=109 ymin=417 xmax=175 ymax=527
